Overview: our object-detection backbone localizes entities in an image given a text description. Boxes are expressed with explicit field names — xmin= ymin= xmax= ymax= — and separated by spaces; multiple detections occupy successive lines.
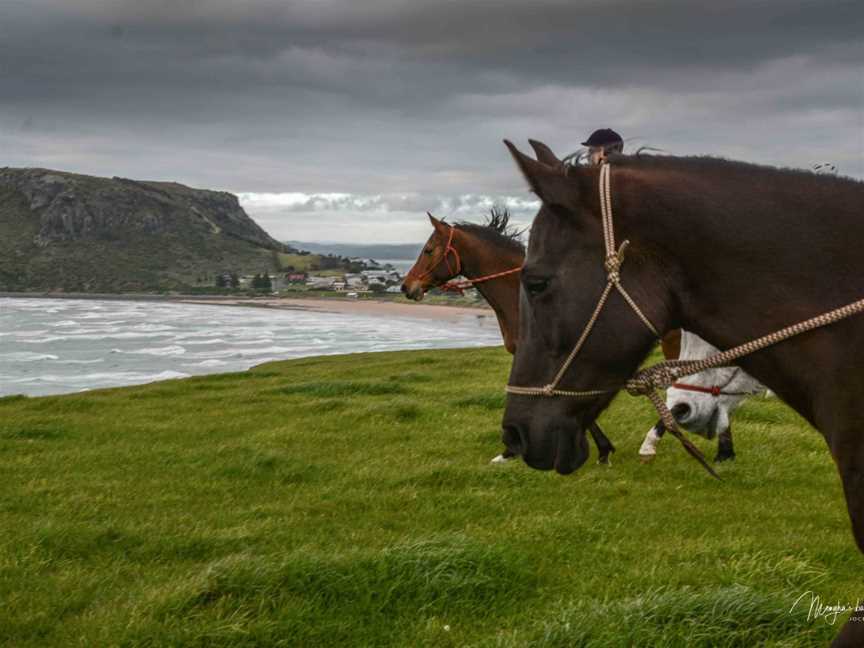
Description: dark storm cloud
xmin=1 ymin=0 xmax=861 ymax=241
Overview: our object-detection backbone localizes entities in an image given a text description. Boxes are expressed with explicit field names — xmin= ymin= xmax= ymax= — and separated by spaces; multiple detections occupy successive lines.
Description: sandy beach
xmin=176 ymin=296 xmax=495 ymax=321
xmin=0 ymin=292 xmax=495 ymax=322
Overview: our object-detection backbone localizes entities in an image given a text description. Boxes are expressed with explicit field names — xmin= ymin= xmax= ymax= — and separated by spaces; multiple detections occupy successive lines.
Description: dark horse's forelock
xmin=455 ymin=206 xmax=526 ymax=254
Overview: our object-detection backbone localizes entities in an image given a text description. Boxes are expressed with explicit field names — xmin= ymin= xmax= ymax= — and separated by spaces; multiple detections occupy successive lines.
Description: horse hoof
xmin=490 ymin=454 xmax=512 ymax=464
xmin=639 ymin=454 xmax=655 ymax=464
xmin=597 ymin=456 xmax=612 ymax=466
xmin=714 ymin=453 xmax=736 ymax=463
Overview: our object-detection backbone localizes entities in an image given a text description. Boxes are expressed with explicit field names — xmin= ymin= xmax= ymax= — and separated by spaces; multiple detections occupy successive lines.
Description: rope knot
xmin=604 ymin=240 xmax=629 ymax=283
xmin=603 ymin=254 xmax=621 ymax=279
xmin=541 ymin=384 xmax=555 ymax=397
xmin=626 ymin=364 xmax=677 ymax=396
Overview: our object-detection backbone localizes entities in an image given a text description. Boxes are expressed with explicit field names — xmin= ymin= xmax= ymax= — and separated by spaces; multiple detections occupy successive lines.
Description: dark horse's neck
xmin=607 ymin=160 xmax=864 ymax=645
xmin=608 ymin=159 xmax=864 ymax=429
xmin=455 ymin=226 xmax=524 ymax=354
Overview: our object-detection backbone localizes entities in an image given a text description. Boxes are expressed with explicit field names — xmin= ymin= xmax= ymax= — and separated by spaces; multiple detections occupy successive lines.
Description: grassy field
xmin=277 ymin=253 xmax=344 ymax=275
xmin=0 ymin=347 xmax=860 ymax=647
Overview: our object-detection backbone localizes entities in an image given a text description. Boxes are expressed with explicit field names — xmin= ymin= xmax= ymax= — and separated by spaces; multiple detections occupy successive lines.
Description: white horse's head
xmin=667 ymin=332 xmax=765 ymax=438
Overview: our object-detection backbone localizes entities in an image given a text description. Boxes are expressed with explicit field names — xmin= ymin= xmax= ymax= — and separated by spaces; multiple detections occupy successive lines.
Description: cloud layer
xmin=2 ymin=0 xmax=861 ymax=241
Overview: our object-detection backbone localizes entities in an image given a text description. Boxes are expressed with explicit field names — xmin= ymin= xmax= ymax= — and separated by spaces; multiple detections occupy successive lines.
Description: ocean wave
xmin=14 ymin=370 xmax=191 ymax=385
xmin=186 ymin=359 xmax=230 ymax=367
xmin=231 ymin=338 xmax=277 ymax=346
xmin=130 ymin=324 xmax=176 ymax=332
xmin=189 ymin=346 xmax=294 ymax=359
xmin=111 ymin=345 xmax=186 ymax=357
xmin=0 ymin=352 xmax=60 ymax=362
xmin=10 ymin=330 xmax=50 ymax=339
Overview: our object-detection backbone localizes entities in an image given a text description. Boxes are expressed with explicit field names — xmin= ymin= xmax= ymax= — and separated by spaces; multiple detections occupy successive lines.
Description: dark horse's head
xmin=501 ymin=140 xmax=672 ymax=474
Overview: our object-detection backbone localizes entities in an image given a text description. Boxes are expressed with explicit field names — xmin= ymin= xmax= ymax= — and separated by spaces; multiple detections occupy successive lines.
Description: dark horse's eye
xmin=524 ymin=277 xmax=550 ymax=296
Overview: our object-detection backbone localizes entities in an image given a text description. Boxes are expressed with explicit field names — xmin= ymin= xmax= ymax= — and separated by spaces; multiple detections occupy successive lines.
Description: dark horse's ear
xmin=528 ymin=139 xmax=562 ymax=168
xmin=427 ymin=211 xmax=450 ymax=237
xmin=504 ymin=140 xmax=577 ymax=210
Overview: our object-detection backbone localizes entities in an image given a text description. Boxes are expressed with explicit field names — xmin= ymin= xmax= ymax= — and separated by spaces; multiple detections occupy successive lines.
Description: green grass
xmin=277 ymin=253 xmax=348 ymax=275
xmin=0 ymin=347 xmax=859 ymax=646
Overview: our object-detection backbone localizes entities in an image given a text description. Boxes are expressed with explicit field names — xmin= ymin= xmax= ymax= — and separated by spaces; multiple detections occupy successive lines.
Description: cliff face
xmin=0 ymin=167 xmax=290 ymax=292
xmin=0 ymin=168 xmax=283 ymax=249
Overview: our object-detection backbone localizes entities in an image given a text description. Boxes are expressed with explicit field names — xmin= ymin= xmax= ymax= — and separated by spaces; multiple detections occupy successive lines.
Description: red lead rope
xmin=439 ymin=266 xmax=522 ymax=293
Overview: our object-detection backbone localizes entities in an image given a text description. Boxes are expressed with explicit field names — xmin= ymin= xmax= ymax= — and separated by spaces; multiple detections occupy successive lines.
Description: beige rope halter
xmin=506 ymin=163 xmax=658 ymax=399
xmin=505 ymin=161 xmax=864 ymax=479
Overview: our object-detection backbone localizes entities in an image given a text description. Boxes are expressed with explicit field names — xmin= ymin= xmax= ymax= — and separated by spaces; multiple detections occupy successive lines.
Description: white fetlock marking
xmin=490 ymin=454 xmax=512 ymax=464
xmin=639 ymin=427 xmax=661 ymax=457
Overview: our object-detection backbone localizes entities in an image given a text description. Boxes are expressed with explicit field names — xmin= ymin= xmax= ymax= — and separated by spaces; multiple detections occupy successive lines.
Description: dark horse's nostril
xmin=502 ymin=424 xmax=525 ymax=455
xmin=671 ymin=403 xmax=691 ymax=422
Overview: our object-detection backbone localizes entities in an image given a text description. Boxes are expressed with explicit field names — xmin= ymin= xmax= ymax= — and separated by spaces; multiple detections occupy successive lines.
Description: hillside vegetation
xmin=0 ymin=168 xmax=289 ymax=292
xmin=0 ymin=347 xmax=859 ymax=646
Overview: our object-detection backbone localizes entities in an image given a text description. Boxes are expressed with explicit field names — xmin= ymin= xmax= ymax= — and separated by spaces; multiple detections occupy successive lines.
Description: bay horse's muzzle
xmin=400 ymin=280 xmax=425 ymax=301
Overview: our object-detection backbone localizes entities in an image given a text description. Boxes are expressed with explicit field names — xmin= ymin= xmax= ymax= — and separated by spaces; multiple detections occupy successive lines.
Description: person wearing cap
xmin=582 ymin=128 xmax=624 ymax=165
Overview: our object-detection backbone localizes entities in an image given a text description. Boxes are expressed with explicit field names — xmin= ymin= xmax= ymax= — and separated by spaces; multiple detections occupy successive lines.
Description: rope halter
xmin=505 ymin=163 xmax=659 ymax=399
xmin=405 ymin=220 xmax=462 ymax=283
xmin=670 ymin=368 xmax=762 ymax=398
xmin=406 ymin=216 xmax=522 ymax=294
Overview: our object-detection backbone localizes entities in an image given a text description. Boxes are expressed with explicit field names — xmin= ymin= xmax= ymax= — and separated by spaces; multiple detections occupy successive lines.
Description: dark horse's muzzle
xmin=502 ymin=421 xmax=589 ymax=475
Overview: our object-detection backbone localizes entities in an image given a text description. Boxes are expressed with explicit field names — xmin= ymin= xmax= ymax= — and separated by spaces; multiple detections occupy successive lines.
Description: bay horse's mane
xmin=454 ymin=206 xmax=526 ymax=254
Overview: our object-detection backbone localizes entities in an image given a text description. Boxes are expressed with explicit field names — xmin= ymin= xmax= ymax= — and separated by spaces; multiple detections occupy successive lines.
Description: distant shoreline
xmin=0 ymin=292 xmax=495 ymax=322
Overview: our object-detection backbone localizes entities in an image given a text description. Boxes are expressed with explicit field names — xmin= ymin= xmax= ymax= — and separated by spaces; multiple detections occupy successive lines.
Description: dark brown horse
xmin=401 ymin=209 xmax=617 ymax=463
xmin=500 ymin=139 xmax=864 ymax=646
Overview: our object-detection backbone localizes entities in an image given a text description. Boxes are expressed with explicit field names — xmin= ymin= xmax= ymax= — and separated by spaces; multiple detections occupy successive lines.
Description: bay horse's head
xmin=500 ymin=139 xmax=672 ymax=474
xmin=401 ymin=213 xmax=460 ymax=301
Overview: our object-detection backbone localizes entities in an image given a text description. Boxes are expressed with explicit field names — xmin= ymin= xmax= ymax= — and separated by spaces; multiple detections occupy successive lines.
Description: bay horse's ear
xmin=504 ymin=140 xmax=577 ymax=210
xmin=427 ymin=211 xmax=450 ymax=236
xmin=528 ymin=139 xmax=562 ymax=168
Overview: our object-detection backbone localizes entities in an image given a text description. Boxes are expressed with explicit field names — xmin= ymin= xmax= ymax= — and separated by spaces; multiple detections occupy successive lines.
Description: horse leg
xmin=638 ymin=419 xmax=666 ymax=463
xmin=714 ymin=408 xmax=735 ymax=463
xmin=714 ymin=426 xmax=735 ymax=462
xmin=588 ymin=422 xmax=615 ymax=465
xmin=490 ymin=448 xmax=516 ymax=464
xmin=829 ymin=431 xmax=864 ymax=647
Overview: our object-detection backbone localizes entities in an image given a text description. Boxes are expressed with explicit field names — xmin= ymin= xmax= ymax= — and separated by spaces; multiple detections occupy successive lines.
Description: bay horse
xmin=499 ymin=139 xmax=864 ymax=646
xmin=400 ymin=208 xmax=619 ymax=463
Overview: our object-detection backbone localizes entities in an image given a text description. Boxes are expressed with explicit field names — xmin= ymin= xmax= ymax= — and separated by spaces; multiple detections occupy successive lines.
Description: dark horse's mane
xmin=454 ymin=206 xmax=526 ymax=254
xmin=607 ymin=153 xmax=863 ymax=188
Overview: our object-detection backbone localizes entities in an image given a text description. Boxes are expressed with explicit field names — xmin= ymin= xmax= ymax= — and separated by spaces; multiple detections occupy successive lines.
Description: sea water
xmin=0 ymin=298 xmax=501 ymax=397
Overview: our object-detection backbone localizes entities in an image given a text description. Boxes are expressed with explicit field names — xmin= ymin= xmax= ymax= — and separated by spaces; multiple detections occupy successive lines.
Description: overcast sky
xmin=2 ymin=1 xmax=861 ymax=243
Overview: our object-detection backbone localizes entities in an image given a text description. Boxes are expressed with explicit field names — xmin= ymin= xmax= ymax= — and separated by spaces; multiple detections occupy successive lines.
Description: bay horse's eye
xmin=424 ymin=247 xmax=434 ymax=255
xmin=524 ymin=277 xmax=550 ymax=296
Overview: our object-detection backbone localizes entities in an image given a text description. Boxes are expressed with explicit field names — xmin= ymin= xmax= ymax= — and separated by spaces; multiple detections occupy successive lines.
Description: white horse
xmin=639 ymin=331 xmax=767 ymax=463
